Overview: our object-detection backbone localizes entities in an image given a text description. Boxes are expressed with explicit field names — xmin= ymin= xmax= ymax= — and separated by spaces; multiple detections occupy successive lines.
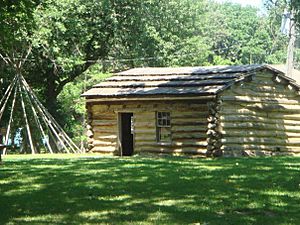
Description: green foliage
xmin=57 ymin=64 xmax=111 ymax=144
xmin=205 ymin=3 xmax=287 ymax=65
xmin=0 ymin=0 xmax=290 ymax=143
xmin=56 ymin=1 xmax=289 ymax=143
xmin=0 ymin=0 xmax=37 ymax=52
xmin=1 ymin=155 xmax=300 ymax=224
xmin=265 ymin=0 xmax=300 ymax=26
xmin=0 ymin=0 xmax=40 ymax=93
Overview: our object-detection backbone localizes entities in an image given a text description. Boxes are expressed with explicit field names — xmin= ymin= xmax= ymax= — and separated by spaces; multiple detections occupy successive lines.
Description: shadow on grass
xmin=0 ymin=156 xmax=300 ymax=224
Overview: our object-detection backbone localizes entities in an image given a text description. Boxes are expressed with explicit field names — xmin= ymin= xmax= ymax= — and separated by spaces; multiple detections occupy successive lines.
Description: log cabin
xmin=82 ymin=64 xmax=300 ymax=157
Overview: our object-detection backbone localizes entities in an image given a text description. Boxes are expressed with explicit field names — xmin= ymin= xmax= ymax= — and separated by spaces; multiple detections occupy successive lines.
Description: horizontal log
xmin=225 ymin=88 xmax=297 ymax=99
xmin=221 ymin=95 xmax=300 ymax=105
xmin=90 ymin=105 xmax=208 ymax=117
xmin=93 ymin=126 xmax=117 ymax=132
xmin=134 ymin=129 xmax=156 ymax=134
xmin=91 ymin=146 xmax=116 ymax=152
xmin=221 ymin=137 xmax=300 ymax=146
xmin=221 ymin=130 xmax=300 ymax=138
xmin=92 ymin=105 xmax=110 ymax=112
xmin=93 ymin=144 xmax=117 ymax=149
xmin=222 ymin=144 xmax=300 ymax=153
xmin=91 ymin=121 xmax=117 ymax=126
xmin=233 ymin=88 xmax=296 ymax=99
xmin=93 ymin=138 xmax=117 ymax=144
xmin=93 ymin=130 xmax=117 ymax=136
xmin=172 ymin=116 xmax=207 ymax=122
xmin=220 ymin=122 xmax=300 ymax=132
xmin=220 ymin=115 xmax=300 ymax=126
xmin=93 ymin=139 xmax=117 ymax=145
xmin=220 ymin=108 xmax=300 ymax=118
xmin=238 ymin=83 xmax=289 ymax=92
xmin=92 ymin=110 xmax=114 ymax=114
xmin=172 ymin=138 xmax=207 ymax=144
xmin=223 ymin=150 xmax=281 ymax=157
xmin=134 ymin=136 xmax=156 ymax=141
xmin=255 ymin=72 xmax=273 ymax=78
xmin=172 ymin=133 xmax=207 ymax=139
xmin=222 ymin=102 xmax=300 ymax=111
xmin=241 ymin=150 xmax=297 ymax=156
xmin=135 ymin=143 xmax=166 ymax=148
xmin=172 ymin=121 xmax=207 ymax=126
xmin=135 ymin=142 xmax=207 ymax=148
xmin=86 ymin=96 xmax=215 ymax=103
xmin=92 ymin=134 xmax=117 ymax=139
xmin=172 ymin=126 xmax=207 ymax=132
xmin=93 ymin=104 xmax=207 ymax=113
xmin=134 ymin=121 xmax=155 ymax=128
xmin=172 ymin=141 xmax=207 ymax=147
xmin=136 ymin=147 xmax=207 ymax=154
xmin=91 ymin=114 xmax=116 ymax=119
xmin=172 ymin=111 xmax=208 ymax=118
xmin=135 ymin=116 xmax=155 ymax=122
xmin=173 ymin=118 xmax=208 ymax=123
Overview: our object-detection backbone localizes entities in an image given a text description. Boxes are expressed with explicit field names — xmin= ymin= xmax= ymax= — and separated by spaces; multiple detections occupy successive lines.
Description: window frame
xmin=156 ymin=111 xmax=171 ymax=143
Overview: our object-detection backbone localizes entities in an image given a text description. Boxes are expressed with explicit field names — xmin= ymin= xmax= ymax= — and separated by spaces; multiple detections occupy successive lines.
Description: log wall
xmin=219 ymin=70 xmax=300 ymax=156
xmin=86 ymin=101 xmax=209 ymax=155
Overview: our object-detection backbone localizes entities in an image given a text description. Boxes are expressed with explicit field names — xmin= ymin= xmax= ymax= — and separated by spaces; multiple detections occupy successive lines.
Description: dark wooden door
xmin=120 ymin=113 xmax=134 ymax=156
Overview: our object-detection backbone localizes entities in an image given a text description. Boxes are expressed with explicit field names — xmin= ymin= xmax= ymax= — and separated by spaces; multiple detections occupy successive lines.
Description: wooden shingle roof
xmin=82 ymin=64 xmax=300 ymax=99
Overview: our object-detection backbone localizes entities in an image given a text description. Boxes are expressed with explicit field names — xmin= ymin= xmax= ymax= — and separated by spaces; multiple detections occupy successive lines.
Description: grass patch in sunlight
xmin=0 ymin=154 xmax=300 ymax=224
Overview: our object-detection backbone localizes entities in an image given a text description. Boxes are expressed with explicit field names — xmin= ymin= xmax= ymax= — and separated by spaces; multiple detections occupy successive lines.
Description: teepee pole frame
xmin=0 ymin=75 xmax=18 ymax=110
xmin=18 ymin=76 xmax=36 ymax=154
xmin=20 ymin=75 xmax=80 ymax=153
xmin=3 ymin=82 xmax=18 ymax=155
xmin=0 ymin=76 xmax=18 ymax=122
xmin=20 ymin=80 xmax=54 ymax=154
xmin=0 ymin=72 xmax=80 ymax=155
xmin=19 ymin=76 xmax=75 ymax=153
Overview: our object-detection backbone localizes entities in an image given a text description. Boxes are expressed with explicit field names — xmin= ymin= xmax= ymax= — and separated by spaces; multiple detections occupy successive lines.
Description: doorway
xmin=119 ymin=113 xmax=134 ymax=156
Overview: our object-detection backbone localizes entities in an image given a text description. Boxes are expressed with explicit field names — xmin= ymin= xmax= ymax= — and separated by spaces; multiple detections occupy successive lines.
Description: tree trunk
xmin=45 ymin=67 xmax=59 ymax=120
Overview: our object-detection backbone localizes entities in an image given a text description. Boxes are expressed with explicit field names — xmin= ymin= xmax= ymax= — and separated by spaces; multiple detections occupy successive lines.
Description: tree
xmin=17 ymin=0 xmax=206 ymax=118
xmin=265 ymin=0 xmax=300 ymax=25
xmin=204 ymin=3 xmax=287 ymax=65
xmin=0 ymin=0 xmax=290 ymax=142
xmin=0 ymin=1 xmax=39 ymax=85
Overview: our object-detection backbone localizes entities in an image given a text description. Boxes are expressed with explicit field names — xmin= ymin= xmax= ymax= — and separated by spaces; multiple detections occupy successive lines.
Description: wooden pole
xmin=0 ymin=77 xmax=18 ymax=122
xmin=0 ymin=75 xmax=17 ymax=110
xmin=286 ymin=11 xmax=296 ymax=78
xmin=20 ymin=75 xmax=79 ymax=153
xmin=3 ymin=83 xmax=18 ymax=155
xmin=20 ymin=82 xmax=54 ymax=154
xmin=19 ymin=76 xmax=72 ymax=153
xmin=18 ymin=77 xmax=36 ymax=154
xmin=81 ymin=73 xmax=87 ymax=153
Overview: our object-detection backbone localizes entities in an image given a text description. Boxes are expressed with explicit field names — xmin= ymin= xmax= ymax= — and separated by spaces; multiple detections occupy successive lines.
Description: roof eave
xmin=84 ymin=94 xmax=217 ymax=103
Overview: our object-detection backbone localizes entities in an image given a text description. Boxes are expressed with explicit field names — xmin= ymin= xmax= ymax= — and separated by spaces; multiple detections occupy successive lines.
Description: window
xmin=156 ymin=112 xmax=171 ymax=143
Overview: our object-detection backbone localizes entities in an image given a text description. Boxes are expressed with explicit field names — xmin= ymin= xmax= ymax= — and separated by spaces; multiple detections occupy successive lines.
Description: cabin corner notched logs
xmin=83 ymin=65 xmax=300 ymax=157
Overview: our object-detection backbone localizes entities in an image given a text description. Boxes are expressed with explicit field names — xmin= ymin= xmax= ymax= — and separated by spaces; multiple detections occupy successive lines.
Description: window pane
xmin=157 ymin=107 xmax=171 ymax=142
xmin=166 ymin=119 xmax=170 ymax=126
xmin=159 ymin=127 xmax=171 ymax=142
xmin=156 ymin=111 xmax=170 ymax=128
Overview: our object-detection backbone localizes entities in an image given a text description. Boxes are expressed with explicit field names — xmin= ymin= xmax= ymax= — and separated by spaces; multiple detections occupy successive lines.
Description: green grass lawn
xmin=0 ymin=154 xmax=300 ymax=225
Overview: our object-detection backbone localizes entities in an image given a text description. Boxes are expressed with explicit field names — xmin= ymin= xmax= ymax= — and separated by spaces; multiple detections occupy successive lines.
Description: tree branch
xmin=55 ymin=60 xmax=95 ymax=95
